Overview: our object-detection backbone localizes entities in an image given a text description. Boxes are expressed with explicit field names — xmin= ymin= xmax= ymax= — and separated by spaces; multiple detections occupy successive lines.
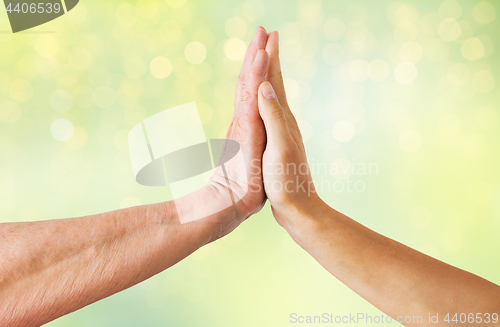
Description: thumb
xmin=258 ymin=81 xmax=290 ymax=142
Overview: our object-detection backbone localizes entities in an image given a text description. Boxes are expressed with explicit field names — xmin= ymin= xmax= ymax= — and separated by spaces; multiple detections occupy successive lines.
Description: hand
xmin=257 ymin=32 xmax=325 ymax=237
xmin=189 ymin=27 xmax=270 ymax=241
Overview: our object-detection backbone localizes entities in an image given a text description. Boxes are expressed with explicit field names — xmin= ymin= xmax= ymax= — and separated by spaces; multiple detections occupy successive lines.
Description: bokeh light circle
xmin=394 ymin=62 xmax=418 ymax=84
xmin=438 ymin=18 xmax=461 ymax=42
xmin=184 ymin=42 xmax=207 ymax=64
xmin=224 ymin=38 xmax=246 ymax=61
xmin=472 ymin=1 xmax=496 ymax=24
xmin=51 ymin=119 xmax=75 ymax=142
xmin=332 ymin=120 xmax=355 ymax=142
xmin=348 ymin=60 xmax=370 ymax=82
xmin=461 ymin=38 xmax=484 ymax=61
xmin=150 ymin=57 xmax=172 ymax=79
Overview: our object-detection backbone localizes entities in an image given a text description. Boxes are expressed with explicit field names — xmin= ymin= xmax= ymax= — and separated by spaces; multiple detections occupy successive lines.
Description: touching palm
xmin=204 ymin=27 xmax=270 ymax=238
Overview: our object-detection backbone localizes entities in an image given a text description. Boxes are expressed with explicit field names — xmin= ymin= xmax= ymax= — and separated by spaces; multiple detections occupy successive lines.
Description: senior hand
xmin=0 ymin=27 xmax=273 ymax=327
xmin=199 ymin=26 xmax=270 ymax=241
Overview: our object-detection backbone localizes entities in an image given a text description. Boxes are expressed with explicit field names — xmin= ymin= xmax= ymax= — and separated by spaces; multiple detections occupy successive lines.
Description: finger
xmin=258 ymin=81 xmax=291 ymax=143
xmin=265 ymin=31 xmax=288 ymax=107
xmin=235 ymin=26 xmax=268 ymax=107
xmin=265 ymin=31 xmax=303 ymax=143
xmin=241 ymin=27 xmax=268 ymax=80
xmin=240 ymin=49 xmax=269 ymax=122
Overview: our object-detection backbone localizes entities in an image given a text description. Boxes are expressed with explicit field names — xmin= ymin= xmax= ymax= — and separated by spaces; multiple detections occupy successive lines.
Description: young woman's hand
xmin=257 ymin=32 xmax=325 ymax=238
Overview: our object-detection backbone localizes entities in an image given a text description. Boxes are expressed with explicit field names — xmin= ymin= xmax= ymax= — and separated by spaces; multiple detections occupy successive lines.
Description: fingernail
xmin=261 ymin=82 xmax=276 ymax=99
xmin=254 ymin=49 xmax=264 ymax=63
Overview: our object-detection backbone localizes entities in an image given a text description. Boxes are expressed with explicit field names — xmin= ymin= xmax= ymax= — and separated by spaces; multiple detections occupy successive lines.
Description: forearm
xmin=286 ymin=200 xmax=500 ymax=326
xmin=0 ymin=188 xmax=222 ymax=327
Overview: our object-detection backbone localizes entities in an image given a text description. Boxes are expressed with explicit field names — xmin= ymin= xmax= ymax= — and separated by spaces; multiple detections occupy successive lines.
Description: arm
xmin=0 ymin=26 xmax=271 ymax=327
xmin=259 ymin=31 xmax=500 ymax=326
xmin=291 ymin=203 xmax=500 ymax=325
xmin=0 ymin=190 xmax=221 ymax=326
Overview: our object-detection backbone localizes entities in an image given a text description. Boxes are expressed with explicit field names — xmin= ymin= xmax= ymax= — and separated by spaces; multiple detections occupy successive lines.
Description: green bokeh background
xmin=0 ymin=0 xmax=499 ymax=326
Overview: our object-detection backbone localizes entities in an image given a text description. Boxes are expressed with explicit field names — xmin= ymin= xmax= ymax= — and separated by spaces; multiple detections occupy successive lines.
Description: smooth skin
xmin=0 ymin=27 xmax=270 ymax=327
xmin=259 ymin=31 xmax=500 ymax=327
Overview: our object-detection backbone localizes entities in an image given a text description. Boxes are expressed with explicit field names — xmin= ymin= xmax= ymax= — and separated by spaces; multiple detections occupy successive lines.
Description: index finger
xmin=234 ymin=26 xmax=269 ymax=106
xmin=265 ymin=31 xmax=289 ymax=108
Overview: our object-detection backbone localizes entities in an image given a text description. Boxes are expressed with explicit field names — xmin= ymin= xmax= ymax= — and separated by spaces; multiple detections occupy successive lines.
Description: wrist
xmin=163 ymin=183 xmax=240 ymax=245
xmin=151 ymin=196 xmax=213 ymax=248
xmin=276 ymin=195 xmax=335 ymax=248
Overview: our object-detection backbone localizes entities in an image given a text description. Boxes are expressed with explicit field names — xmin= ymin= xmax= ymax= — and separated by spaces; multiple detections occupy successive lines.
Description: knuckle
xmin=241 ymin=102 xmax=257 ymax=118
xmin=240 ymin=88 xmax=253 ymax=102
xmin=247 ymin=68 xmax=261 ymax=80
xmin=241 ymin=104 xmax=253 ymax=119
xmin=269 ymin=107 xmax=285 ymax=121
xmin=237 ymin=73 xmax=245 ymax=85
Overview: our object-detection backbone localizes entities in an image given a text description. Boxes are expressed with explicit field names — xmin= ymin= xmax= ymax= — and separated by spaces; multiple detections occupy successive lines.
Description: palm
xmin=210 ymin=104 xmax=267 ymax=218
